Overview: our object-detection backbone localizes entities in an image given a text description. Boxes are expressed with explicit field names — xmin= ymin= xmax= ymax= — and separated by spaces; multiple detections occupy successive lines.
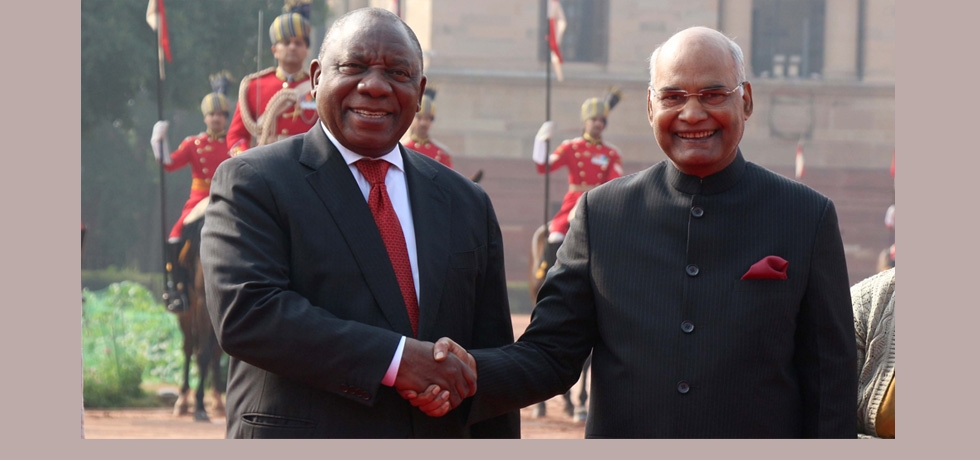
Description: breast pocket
xmin=441 ymin=248 xmax=481 ymax=315
xmin=731 ymin=280 xmax=799 ymax=328
xmin=733 ymin=279 xmax=791 ymax=294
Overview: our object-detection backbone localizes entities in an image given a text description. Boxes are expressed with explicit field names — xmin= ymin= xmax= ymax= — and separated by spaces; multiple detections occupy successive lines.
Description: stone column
xmin=719 ymin=0 xmax=754 ymax=77
xmin=822 ymin=0 xmax=860 ymax=81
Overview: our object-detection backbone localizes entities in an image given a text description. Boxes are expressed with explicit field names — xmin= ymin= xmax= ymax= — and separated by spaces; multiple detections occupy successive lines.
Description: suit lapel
xmin=301 ymin=128 xmax=415 ymax=336
xmin=402 ymin=147 xmax=451 ymax=340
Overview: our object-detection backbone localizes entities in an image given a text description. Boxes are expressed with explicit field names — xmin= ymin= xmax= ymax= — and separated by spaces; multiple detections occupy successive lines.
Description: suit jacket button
xmin=691 ymin=206 xmax=704 ymax=218
xmin=681 ymin=321 xmax=695 ymax=333
xmin=685 ymin=265 xmax=699 ymax=276
xmin=677 ymin=381 xmax=691 ymax=394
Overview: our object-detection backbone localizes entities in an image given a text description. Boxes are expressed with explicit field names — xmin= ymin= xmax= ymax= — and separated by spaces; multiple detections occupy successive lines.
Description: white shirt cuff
xmin=381 ymin=336 xmax=406 ymax=387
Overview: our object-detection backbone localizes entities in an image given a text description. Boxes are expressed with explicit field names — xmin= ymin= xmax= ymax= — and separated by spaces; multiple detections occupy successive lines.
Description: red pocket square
xmin=741 ymin=255 xmax=789 ymax=280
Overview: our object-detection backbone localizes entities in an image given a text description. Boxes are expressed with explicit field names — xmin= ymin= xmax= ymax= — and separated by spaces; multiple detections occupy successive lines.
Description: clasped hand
xmin=395 ymin=337 xmax=474 ymax=417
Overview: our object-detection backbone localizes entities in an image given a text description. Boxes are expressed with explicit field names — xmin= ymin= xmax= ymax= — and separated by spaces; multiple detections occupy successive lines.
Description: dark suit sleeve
xmin=201 ymin=156 xmax=401 ymax=404
xmin=794 ymin=199 xmax=858 ymax=438
xmin=466 ymin=192 xmax=521 ymax=438
xmin=468 ymin=191 xmax=598 ymax=423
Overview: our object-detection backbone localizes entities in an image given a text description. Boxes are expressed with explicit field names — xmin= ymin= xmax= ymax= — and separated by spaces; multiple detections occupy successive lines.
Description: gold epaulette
xmin=237 ymin=67 xmax=278 ymax=139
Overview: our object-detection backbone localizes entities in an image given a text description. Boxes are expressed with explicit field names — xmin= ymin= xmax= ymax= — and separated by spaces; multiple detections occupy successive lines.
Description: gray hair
xmin=648 ymin=28 xmax=746 ymax=91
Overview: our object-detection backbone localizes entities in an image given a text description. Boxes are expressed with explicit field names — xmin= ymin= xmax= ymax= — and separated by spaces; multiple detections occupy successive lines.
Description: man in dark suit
xmin=200 ymin=7 xmax=519 ymax=438
xmin=413 ymin=26 xmax=856 ymax=438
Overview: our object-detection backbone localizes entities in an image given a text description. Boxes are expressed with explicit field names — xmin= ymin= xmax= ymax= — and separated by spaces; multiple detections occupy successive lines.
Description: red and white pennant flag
xmin=890 ymin=149 xmax=895 ymax=178
xmin=548 ymin=0 xmax=566 ymax=82
xmin=146 ymin=0 xmax=172 ymax=79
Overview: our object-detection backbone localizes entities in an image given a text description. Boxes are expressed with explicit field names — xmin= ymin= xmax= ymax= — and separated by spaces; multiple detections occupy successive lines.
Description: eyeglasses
xmin=653 ymin=81 xmax=747 ymax=109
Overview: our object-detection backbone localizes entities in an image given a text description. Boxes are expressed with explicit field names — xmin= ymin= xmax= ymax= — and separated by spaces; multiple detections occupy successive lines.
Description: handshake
xmin=393 ymin=337 xmax=473 ymax=417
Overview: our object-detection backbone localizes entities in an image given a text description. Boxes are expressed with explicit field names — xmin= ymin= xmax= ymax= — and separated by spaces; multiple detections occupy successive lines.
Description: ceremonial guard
xmin=533 ymin=89 xmax=624 ymax=278
xmin=404 ymin=88 xmax=453 ymax=168
xmin=227 ymin=0 xmax=317 ymax=155
xmin=151 ymin=72 xmax=233 ymax=311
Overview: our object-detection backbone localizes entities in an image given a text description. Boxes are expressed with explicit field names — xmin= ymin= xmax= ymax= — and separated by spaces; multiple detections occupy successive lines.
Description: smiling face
xmin=310 ymin=12 xmax=425 ymax=158
xmin=647 ymin=28 xmax=753 ymax=178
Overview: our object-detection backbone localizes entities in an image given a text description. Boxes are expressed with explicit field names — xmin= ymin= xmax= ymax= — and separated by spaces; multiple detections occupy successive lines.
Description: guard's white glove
xmin=151 ymin=120 xmax=172 ymax=165
xmin=532 ymin=121 xmax=554 ymax=165
xmin=536 ymin=121 xmax=554 ymax=142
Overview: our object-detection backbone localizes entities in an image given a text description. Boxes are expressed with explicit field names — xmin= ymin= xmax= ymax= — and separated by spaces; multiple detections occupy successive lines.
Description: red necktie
xmin=355 ymin=159 xmax=419 ymax=336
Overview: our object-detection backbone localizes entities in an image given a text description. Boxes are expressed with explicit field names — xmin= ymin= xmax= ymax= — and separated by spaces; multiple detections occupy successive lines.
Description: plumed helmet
xmin=580 ymin=97 xmax=608 ymax=122
xmin=419 ymin=87 xmax=437 ymax=118
xmin=200 ymin=93 xmax=229 ymax=116
xmin=269 ymin=0 xmax=312 ymax=47
xmin=201 ymin=71 xmax=234 ymax=115
xmin=580 ymin=87 xmax=623 ymax=121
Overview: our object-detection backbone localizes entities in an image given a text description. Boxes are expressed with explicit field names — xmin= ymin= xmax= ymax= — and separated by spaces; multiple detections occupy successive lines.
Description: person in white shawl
xmin=851 ymin=267 xmax=895 ymax=438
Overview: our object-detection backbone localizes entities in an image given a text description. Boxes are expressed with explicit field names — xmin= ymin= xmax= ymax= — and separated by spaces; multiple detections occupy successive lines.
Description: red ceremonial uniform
xmin=227 ymin=68 xmax=318 ymax=155
xmin=165 ymin=131 xmax=230 ymax=239
xmin=537 ymin=135 xmax=623 ymax=235
xmin=404 ymin=136 xmax=453 ymax=168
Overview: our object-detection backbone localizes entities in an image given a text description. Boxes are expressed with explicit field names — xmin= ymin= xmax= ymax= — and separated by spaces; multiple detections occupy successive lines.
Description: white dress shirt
xmin=321 ymin=123 xmax=416 ymax=386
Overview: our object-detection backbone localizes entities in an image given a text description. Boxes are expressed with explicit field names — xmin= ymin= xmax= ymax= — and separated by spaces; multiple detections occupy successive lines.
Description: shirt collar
xmin=205 ymin=129 xmax=226 ymax=140
xmin=410 ymin=134 xmax=430 ymax=145
xmin=320 ymin=122 xmax=404 ymax=171
xmin=666 ymin=149 xmax=746 ymax=195
xmin=276 ymin=67 xmax=308 ymax=83
xmin=582 ymin=132 xmax=603 ymax=146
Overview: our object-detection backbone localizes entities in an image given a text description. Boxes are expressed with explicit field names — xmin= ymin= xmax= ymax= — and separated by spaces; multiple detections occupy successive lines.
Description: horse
xmin=528 ymin=222 xmax=591 ymax=422
xmin=876 ymin=244 xmax=896 ymax=273
xmin=170 ymin=200 xmax=226 ymax=422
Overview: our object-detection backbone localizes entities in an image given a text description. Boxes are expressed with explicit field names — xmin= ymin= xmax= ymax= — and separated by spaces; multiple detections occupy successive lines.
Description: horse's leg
xmin=562 ymin=389 xmax=575 ymax=417
xmin=579 ymin=354 xmax=592 ymax=408
xmin=532 ymin=401 xmax=547 ymax=418
xmin=173 ymin=323 xmax=192 ymax=417
xmin=209 ymin=339 xmax=226 ymax=416
xmin=193 ymin=347 xmax=212 ymax=422
xmin=574 ymin=355 xmax=592 ymax=422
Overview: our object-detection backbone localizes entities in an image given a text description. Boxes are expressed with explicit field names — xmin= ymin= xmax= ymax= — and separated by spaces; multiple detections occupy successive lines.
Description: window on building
xmin=751 ymin=0 xmax=825 ymax=79
xmin=538 ymin=0 xmax=609 ymax=65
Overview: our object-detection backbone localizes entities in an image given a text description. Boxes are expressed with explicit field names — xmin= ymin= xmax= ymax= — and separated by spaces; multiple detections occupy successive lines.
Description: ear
xmin=309 ymin=60 xmax=321 ymax=96
xmin=741 ymin=81 xmax=754 ymax=119
xmin=646 ymin=87 xmax=656 ymax=127
xmin=417 ymin=75 xmax=427 ymax=112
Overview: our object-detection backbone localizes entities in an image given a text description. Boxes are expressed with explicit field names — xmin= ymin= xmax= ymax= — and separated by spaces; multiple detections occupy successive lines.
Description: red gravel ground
xmin=82 ymin=314 xmax=588 ymax=439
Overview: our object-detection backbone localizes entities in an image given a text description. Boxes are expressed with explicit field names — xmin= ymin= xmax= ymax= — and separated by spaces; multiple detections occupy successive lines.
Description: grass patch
xmin=82 ymin=281 xmax=189 ymax=408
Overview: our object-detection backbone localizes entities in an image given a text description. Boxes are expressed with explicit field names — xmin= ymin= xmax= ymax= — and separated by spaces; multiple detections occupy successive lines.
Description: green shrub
xmin=82 ymin=340 xmax=146 ymax=407
xmin=82 ymin=281 xmax=188 ymax=408
xmin=81 ymin=268 xmax=163 ymax=296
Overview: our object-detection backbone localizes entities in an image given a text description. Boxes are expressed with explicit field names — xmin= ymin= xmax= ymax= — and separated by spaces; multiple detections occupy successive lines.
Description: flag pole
xmin=256 ymin=11 xmax=263 ymax=115
xmin=153 ymin=2 xmax=169 ymax=287
xmin=543 ymin=36 xmax=552 ymax=228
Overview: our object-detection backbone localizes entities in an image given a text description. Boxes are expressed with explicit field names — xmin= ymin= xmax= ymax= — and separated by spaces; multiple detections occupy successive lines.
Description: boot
xmin=163 ymin=240 xmax=189 ymax=313
xmin=535 ymin=240 xmax=561 ymax=280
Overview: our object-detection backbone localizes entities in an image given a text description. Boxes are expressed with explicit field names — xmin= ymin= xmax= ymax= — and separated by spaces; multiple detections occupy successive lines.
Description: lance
xmin=543 ymin=41 xmax=552 ymax=228
xmin=151 ymin=1 xmax=169 ymax=290
xmin=256 ymin=11 xmax=263 ymax=123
